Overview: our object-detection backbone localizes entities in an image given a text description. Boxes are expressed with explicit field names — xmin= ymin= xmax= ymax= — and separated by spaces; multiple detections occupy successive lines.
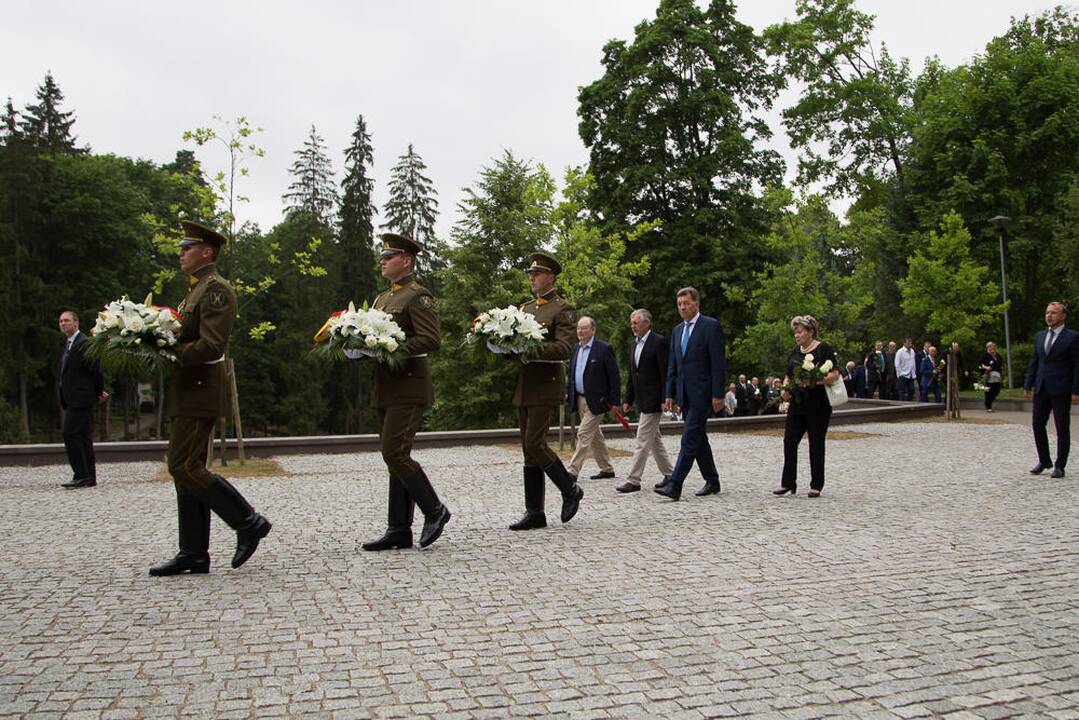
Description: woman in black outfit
xmin=978 ymin=341 xmax=1004 ymax=412
xmin=773 ymin=315 xmax=840 ymax=498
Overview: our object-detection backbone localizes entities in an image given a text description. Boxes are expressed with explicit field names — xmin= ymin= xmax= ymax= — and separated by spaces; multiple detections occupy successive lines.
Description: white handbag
xmin=826 ymin=378 xmax=849 ymax=407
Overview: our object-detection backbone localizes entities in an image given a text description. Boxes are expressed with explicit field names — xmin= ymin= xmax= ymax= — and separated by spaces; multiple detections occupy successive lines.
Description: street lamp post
xmin=989 ymin=215 xmax=1014 ymax=388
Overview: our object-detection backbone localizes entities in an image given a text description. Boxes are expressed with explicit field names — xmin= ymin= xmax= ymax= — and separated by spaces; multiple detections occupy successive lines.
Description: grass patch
xmin=958 ymin=388 xmax=1026 ymax=399
xmin=152 ymin=457 xmax=288 ymax=482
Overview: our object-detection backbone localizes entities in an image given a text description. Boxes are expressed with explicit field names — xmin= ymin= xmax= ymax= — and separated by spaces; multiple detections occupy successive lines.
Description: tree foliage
xmin=578 ymin=0 xmax=785 ymax=337
xmin=283 ymin=125 xmax=338 ymax=227
xmin=899 ymin=211 xmax=1006 ymax=348
xmin=382 ymin=143 xmax=443 ymax=278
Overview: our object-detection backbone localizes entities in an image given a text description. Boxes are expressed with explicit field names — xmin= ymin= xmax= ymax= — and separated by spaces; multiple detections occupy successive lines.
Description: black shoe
xmin=419 ymin=505 xmax=451 ymax=548
xmin=616 ymin=481 xmax=641 ymax=493
xmin=808 ymin=490 xmax=822 ymax=498
xmin=561 ymin=484 xmax=584 ymax=523
xmin=509 ymin=512 xmax=547 ymax=531
xmin=695 ymin=483 xmax=721 ymax=497
xmin=589 ymin=469 xmax=616 ymax=480
xmin=232 ymin=515 xmax=271 ymax=568
xmin=1051 ymin=467 xmax=1066 ymax=479
xmin=61 ymin=477 xmax=96 ymax=488
xmin=149 ymin=553 xmax=210 ymax=576
xmin=654 ymin=482 xmax=681 ymax=501
xmin=362 ymin=529 xmax=413 ymax=550
xmin=772 ymin=486 xmax=796 ymax=496
xmin=653 ymin=475 xmax=671 ymax=489
xmin=1030 ymin=463 xmax=1052 ymax=475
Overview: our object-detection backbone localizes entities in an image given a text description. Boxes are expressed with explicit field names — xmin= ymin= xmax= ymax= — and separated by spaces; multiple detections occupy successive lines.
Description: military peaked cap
xmin=525 ymin=252 xmax=561 ymax=275
xmin=380 ymin=233 xmax=424 ymax=257
xmin=180 ymin=220 xmax=227 ymax=248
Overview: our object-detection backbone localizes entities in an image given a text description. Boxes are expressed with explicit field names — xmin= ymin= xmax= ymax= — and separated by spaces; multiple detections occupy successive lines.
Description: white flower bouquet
xmin=83 ymin=293 xmax=182 ymax=376
xmin=783 ymin=352 xmax=835 ymax=404
xmin=312 ymin=301 xmax=408 ymax=368
xmin=466 ymin=306 xmax=547 ymax=356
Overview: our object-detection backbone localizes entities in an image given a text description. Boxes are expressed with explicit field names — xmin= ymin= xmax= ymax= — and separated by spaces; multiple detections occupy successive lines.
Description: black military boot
xmin=195 ymin=475 xmax=272 ymax=569
xmin=150 ymin=489 xmax=211 ymax=576
xmin=398 ymin=465 xmax=450 ymax=548
xmin=544 ymin=458 xmax=584 ymax=524
xmin=363 ymin=476 xmax=414 ymax=550
xmin=509 ymin=465 xmax=547 ymax=530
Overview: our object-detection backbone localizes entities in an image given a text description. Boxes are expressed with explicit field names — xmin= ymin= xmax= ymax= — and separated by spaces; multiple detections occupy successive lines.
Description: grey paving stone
xmin=0 ymin=418 xmax=1076 ymax=718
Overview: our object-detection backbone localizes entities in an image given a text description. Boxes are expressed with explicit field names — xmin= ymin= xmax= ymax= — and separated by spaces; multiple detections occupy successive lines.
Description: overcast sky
xmin=2 ymin=1 xmax=1060 ymax=240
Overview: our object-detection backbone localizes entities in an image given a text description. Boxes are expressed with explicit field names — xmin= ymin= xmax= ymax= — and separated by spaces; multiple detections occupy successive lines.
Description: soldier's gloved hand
xmin=343 ymin=348 xmax=364 ymax=360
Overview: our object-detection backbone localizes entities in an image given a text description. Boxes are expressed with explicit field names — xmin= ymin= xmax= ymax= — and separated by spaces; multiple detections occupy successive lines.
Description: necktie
xmin=681 ymin=323 xmax=692 ymax=355
xmin=1045 ymin=329 xmax=1055 ymax=354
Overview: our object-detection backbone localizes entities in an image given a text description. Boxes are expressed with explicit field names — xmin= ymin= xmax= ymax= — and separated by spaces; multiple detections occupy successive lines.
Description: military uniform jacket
xmin=372 ymin=275 xmax=440 ymax=408
xmin=513 ymin=290 xmax=575 ymax=407
xmin=169 ymin=263 xmax=236 ymax=418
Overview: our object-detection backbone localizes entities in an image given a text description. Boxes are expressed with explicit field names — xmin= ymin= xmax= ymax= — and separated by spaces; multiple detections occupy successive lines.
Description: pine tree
xmin=382 ymin=143 xmax=442 ymax=276
xmin=19 ymin=72 xmax=85 ymax=154
xmin=335 ymin=114 xmax=380 ymax=432
xmin=282 ymin=125 xmax=338 ymax=227
xmin=1 ymin=99 xmax=20 ymax=145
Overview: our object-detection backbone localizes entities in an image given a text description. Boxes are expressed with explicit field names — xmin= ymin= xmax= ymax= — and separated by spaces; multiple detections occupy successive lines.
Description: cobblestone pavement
xmin=2 ymin=415 xmax=1078 ymax=719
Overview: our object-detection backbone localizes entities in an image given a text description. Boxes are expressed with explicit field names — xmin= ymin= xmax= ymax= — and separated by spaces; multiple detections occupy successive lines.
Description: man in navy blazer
xmin=1025 ymin=301 xmax=1079 ymax=478
xmin=58 ymin=310 xmax=108 ymax=488
xmin=656 ymin=287 xmax=726 ymax=500
xmin=566 ymin=316 xmax=621 ymax=480
xmin=618 ymin=308 xmax=674 ymax=492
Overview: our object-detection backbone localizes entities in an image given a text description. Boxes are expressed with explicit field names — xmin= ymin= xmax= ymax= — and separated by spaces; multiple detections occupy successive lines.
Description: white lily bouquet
xmin=83 ymin=293 xmax=183 ymax=376
xmin=466 ymin=306 xmax=547 ymax=356
xmin=312 ymin=301 xmax=408 ymax=368
xmin=783 ymin=351 xmax=834 ymax=404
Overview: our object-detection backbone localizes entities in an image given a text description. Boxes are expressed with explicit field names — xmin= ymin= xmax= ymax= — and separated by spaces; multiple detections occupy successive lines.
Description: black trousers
xmin=1032 ymin=392 xmax=1071 ymax=470
xmin=984 ymin=383 xmax=1002 ymax=410
xmin=781 ymin=409 xmax=831 ymax=491
xmin=62 ymin=405 xmax=96 ymax=481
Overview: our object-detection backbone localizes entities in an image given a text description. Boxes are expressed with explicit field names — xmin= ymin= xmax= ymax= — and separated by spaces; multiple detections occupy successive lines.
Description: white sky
xmin=2 ymin=1 xmax=1061 ymax=239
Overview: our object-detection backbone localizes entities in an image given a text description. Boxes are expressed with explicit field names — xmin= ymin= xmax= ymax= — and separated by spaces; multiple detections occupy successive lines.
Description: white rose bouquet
xmin=312 ymin=301 xmax=408 ymax=368
xmin=83 ymin=293 xmax=183 ymax=376
xmin=782 ymin=351 xmax=835 ymax=404
xmin=466 ymin=305 xmax=547 ymax=356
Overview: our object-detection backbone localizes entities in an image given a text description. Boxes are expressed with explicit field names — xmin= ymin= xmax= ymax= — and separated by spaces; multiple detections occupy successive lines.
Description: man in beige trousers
xmin=566 ymin=316 xmax=621 ymax=480
xmin=617 ymin=309 xmax=674 ymax=492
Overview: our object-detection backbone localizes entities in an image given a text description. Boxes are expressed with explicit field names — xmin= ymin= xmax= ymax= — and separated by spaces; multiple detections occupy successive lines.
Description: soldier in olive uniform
xmin=358 ymin=233 xmax=451 ymax=551
xmin=149 ymin=221 xmax=271 ymax=576
xmin=509 ymin=253 xmax=585 ymax=531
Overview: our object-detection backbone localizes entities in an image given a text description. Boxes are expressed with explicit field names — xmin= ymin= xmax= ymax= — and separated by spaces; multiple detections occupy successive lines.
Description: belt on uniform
xmin=204 ymin=356 xmax=226 ymax=365
xmin=409 ymin=354 xmax=428 ymax=358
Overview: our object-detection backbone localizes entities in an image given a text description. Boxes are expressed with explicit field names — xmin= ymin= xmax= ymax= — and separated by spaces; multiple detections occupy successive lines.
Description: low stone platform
xmin=0 ymin=415 xmax=1075 ymax=719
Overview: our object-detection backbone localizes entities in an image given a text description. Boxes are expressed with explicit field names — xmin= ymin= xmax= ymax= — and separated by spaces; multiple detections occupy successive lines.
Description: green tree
xmin=336 ymin=114 xmax=380 ymax=432
xmin=899 ymin=211 xmax=1007 ymax=348
xmin=18 ymin=72 xmax=86 ymax=154
xmin=552 ymin=168 xmax=653 ymax=356
xmin=731 ymin=192 xmax=876 ymax=375
xmin=577 ymin=0 xmax=785 ymax=336
xmin=763 ymin=0 xmax=914 ymax=199
xmin=382 ymin=143 xmax=443 ymax=277
xmin=283 ymin=125 xmax=338 ymax=227
xmin=904 ymin=8 xmax=1079 ymax=340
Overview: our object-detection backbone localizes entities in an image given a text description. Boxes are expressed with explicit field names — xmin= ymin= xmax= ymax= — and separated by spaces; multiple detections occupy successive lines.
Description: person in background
xmin=1025 ymin=301 xmax=1079 ymax=479
xmin=618 ymin=309 xmax=674 ymax=493
xmin=895 ymin=338 xmax=918 ymax=401
xmin=57 ymin=310 xmax=108 ymax=489
xmin=723 ymin=383 xmax=737 ymax=418
xmin=920 ymin=346 xmax=941 ymax=403
xmin=978 ymin=341 xmax=1004 ymax=412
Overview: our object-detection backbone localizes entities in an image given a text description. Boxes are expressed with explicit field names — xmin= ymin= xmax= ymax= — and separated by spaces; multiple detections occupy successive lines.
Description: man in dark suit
xmin=1025 ymin=301 xmax=1079 ymax=478
xmin=734 ymin=374 xmax=750 ymax=416
xmin=618 ymin=309 xmax=673 ymax=493
xmin=58 ymin=310 xmax=108 ymax=488
xmin=883 ymin=341 xmax=899 ymax=399
xmin=851 ymin=361 xmax=868 ymax=398
xmin=748 ymin=377 xmax=764 ymax=415
xmin=867 ymin=340 xmax=885 ymax=398
xmin=656 ymin=287 xmax=726 ymax=500
xmin=566 ymin=316 xmax=621 ymax=481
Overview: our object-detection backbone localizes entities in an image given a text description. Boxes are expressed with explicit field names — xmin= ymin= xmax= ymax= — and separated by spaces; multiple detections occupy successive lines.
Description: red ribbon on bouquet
xmin=608 ymin=403 xmax=633 ymax=432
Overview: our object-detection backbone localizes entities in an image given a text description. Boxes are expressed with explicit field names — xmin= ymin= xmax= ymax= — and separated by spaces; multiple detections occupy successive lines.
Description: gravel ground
xmin=1 ymin=414 xmax=1076 ymax=719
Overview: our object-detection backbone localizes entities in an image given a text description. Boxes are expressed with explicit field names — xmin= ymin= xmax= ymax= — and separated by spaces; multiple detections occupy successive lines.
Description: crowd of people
xmin=55 ymin=221 xmax=1078 ymax=575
